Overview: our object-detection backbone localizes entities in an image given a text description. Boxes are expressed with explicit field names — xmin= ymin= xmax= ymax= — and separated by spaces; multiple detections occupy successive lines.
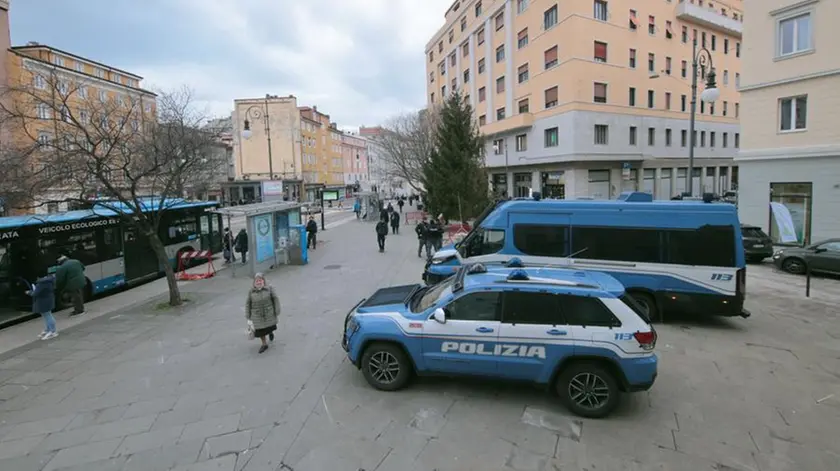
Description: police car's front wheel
xmin=557 ymin=363 xmax=620 ymax=419
xmin=361 ymin=343 xmax=411 ymax=391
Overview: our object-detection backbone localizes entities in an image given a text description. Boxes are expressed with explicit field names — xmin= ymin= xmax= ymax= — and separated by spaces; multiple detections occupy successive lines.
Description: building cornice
xmin=736 ymin=143 xmax=840 ymax=161
xmin=769 ymin=0 xmax=819 ymax=17
xmin=739 ymin=68 xmax=840 ymax=92
xmin=11 ymin=45 xmax=143 ymax=80
xmin=19 ymin=55 xmax=156 ymax=97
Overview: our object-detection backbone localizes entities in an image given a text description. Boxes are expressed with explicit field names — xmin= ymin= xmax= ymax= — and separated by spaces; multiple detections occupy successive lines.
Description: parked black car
xmin=741 ymin=224 xmax=773 ymax=263
xmin=772 ymin=239 xmax=840 ymax=275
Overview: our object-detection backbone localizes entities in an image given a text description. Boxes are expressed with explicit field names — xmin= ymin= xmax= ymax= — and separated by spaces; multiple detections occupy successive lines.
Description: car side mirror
xmin=431 ymin=307 xmax=446 ymax=324
xmin=814 ymin=248 xmax=827 ymax=254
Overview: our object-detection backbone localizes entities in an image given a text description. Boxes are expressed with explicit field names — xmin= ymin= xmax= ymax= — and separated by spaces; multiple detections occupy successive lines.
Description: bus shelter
xmin=212 ymin=201 xmax=306 ymax=278
xmin=354 ymin=192 xmax=381 ymax=222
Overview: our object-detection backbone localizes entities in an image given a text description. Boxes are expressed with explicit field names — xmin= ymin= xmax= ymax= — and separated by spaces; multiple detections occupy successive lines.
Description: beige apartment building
xmin=230 ymin=95 xmax=303 ymax=202
xmin=736 ymin=0 xmax=840 ymax=245
xmin=426 ymin=0 xmax=744 ymax=200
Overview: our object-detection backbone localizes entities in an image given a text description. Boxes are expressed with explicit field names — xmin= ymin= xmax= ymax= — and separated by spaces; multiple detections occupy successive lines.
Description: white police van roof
xmin=458 ymin=261 xmax=626 ymax=297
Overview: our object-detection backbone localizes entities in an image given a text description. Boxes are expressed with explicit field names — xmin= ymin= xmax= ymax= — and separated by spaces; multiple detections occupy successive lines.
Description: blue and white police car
xmin=342 ymin=260 xmax=658 ymax=418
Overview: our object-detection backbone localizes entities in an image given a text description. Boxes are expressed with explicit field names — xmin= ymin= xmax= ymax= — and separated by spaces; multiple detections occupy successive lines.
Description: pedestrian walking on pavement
xmin=353 ymin=199 xmax=361 ymax=219
xmin=375 ymin=217 xmax=389 ymax=253
xmin=397 ymin=199 xmax=404 ymax=213
xmin=306 ymin=216 xmax=318 ymax=250
xmin=426 ymin=216 xmax=444 ymax=254
xmin=223 ymin=228 xmax=236 ymax=263
xmin=246 ymin=273 xmax=280 ymax=354
xmin=387 ymin=202 xmax=394 ymax=215
xmin=389 ymin=210 xmax=400 ymax=235
xmin=55 ymin=255 xmax=85 ymax=316
xmin=235 ymin=229 xmax=248 ymax=264
xmin=416 ymin=216 xmax=430 ymax=259
xmin=27 ymin=266 xmax=58 ymax=339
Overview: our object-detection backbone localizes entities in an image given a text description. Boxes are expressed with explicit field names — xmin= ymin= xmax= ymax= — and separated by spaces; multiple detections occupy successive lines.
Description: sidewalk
xmin=0 ymin=212 xmax=358 ymax=357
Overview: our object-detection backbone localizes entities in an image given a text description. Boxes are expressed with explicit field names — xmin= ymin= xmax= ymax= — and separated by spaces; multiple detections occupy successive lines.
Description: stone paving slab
xmin=0 ymin=219 xmax=838 ymax=471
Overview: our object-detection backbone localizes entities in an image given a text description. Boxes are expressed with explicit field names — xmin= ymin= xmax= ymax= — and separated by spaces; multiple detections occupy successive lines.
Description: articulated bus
xmin=0 ymin=199 xmax=223 ymax=316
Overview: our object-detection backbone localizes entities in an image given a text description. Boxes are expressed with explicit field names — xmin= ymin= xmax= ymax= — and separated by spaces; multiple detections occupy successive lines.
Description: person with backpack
xmin=245 ymin=273 xmax=280 ymax=354
xmin=306 ymin=216 xmax=318 ymax=250
xmin=415 ymin=216 xmax=430 ymax=259
xmin=375 ymin=217 xmax=389 ymax=253
xmin=353 ymin=199 xmax=361 ymax=219
xmin=389 ymin=210 xmax=400 ymax=235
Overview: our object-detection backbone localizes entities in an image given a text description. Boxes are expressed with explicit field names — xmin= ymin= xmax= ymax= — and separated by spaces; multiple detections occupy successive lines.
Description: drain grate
xmin=324 ymin=264 xmax=342 ymax=270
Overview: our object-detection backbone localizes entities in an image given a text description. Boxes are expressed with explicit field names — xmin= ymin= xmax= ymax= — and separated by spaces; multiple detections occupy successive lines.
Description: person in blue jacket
xmin=27 ymin=266 xmax=58 ymax=340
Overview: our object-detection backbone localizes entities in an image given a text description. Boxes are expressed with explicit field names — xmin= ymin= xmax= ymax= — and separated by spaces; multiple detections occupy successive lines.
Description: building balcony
xmin=480 ymin=112 xmax=534 ymax=136
xmin=676 ymin=0 xmax=742 ymax=38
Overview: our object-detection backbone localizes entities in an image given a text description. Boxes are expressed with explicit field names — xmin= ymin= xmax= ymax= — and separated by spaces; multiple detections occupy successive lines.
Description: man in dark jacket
xmin=375 ymin=217 xmax=388 ymax=253
xmin=415 ymin=216 xmax=429 ymax=259
xmin=389 ymin=210 xmax=400 ymax=235
xmin=426 ymin=217 xmax=444 ymax=254
xmin=235 ymin=229 xmax=248 ymax=263
xmin=55 ymin=255 xmax=85 ymax=316
xmin=306 ymin=216 xmax=318 ymax=249
xmin=397 ymin=198 xmax=404 ymax=213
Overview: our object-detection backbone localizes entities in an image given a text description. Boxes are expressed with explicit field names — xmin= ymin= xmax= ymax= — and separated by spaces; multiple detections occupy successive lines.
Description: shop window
xmin=769 ymin=182 xmax=812 ymax=245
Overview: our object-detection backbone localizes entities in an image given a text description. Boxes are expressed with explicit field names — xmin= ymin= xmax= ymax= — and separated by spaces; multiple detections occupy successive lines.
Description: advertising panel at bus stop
xmin=322 ymin=190 xmax=340 ymax=201
xmin=254 ymin=214 xmax=274 ymax=263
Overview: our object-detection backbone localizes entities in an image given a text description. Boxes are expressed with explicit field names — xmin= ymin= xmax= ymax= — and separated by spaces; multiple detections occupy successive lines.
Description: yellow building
xmin=5 ymin=42 xmax=157 ymax=214
xmin=299 ymin=106 xmax=345 ymax=189
xmin=736 ymin=0 xmax=840 ymax=243
xmin=426 ymin=0 xmax=744 ymax=199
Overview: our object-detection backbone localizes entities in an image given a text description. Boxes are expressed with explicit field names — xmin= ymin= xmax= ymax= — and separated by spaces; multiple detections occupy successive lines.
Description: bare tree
xmin=0 ymin=69 xmax=224 ymax=306
xmin=376 ymin=108 xmax=438 ymax=193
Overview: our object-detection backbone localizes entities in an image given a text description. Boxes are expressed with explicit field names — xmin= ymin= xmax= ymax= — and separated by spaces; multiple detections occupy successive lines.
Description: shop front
xmin=541 ymin=171 xmax=566 ymax=199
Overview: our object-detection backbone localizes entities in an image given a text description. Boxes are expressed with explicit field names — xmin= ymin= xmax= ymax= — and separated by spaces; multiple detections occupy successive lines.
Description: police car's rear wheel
xmin=361 ymin=343 xmax=411 ymax=391
xmin=558 ymin=363 xmax=619 ymax=419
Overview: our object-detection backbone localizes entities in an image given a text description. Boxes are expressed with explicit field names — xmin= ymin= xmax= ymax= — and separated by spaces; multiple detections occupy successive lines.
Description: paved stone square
xmin=1 ymin=218 xmax=838 ymax=471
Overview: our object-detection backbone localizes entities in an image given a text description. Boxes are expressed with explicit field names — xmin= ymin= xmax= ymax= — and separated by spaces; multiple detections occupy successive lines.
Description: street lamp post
xmin=241 ymin=94 xmax=274 ymax=180
xmin=687 ymin=37 xmax=720 ymax=197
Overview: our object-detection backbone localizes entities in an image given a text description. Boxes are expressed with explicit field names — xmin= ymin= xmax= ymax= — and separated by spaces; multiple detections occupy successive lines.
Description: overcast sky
xmin=10 ymin=0 xmax=450 ymax=129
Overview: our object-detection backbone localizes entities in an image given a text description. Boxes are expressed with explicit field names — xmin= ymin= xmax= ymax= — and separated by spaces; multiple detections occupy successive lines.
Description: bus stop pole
xmin=320 ymin=188 xmax=326 ymax=231
xmin=805 ymin=261 xmax=811 ymax=298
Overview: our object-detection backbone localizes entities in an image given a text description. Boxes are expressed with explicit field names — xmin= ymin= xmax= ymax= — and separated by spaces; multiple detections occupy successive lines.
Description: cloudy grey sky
xmin=10 ymin=0 xmax=450 ymax=129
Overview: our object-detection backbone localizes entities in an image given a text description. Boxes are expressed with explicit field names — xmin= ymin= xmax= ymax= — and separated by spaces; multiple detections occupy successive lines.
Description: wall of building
xmin=737 ymin=156 xmax=840 ymax=243
xmin=340 ymin=133 xmax=369 ymax=187
xmin=232 ymin=96 xmax=301 ymax=181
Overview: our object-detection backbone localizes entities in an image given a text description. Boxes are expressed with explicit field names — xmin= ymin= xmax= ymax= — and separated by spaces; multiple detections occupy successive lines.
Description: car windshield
xmin=413 ymin=277 xmax=455 ymax=312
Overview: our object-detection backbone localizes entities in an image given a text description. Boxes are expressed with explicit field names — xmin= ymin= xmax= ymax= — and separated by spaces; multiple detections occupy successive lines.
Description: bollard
xmin=805 ymin=261 xmax=811 ymax=298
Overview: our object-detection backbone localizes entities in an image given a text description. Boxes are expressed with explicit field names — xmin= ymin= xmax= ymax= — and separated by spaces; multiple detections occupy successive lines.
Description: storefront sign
xmin=261 ymin=181 xmax=284 ymax=196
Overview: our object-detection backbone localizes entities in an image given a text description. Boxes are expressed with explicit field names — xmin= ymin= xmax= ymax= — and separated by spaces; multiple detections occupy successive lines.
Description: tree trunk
xmin=147 ymin=231 xmax=182 ymax=306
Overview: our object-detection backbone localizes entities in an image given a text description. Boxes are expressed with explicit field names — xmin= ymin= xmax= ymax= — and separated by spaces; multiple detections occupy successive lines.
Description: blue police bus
xmin=424 ymin=193 xmax=748 ymax=321
xmin=0 ymin=199 xmax=222 ymax=319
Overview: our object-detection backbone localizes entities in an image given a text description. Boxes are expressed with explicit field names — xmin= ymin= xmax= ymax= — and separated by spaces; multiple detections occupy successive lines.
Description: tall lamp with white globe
xmin=240 ymin=94 xmax=273 ymax=179
xmin=686 ymin=39 xmax=719 ymax=197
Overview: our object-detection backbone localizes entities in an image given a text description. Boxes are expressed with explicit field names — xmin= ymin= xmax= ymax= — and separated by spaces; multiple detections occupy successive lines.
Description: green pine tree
xmin=422 ymin=91 xmax=489 ymax=221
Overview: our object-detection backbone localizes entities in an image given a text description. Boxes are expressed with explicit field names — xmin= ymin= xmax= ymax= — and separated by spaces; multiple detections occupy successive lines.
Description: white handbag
xmin=246 ymin=320 xmax=255 ymax=340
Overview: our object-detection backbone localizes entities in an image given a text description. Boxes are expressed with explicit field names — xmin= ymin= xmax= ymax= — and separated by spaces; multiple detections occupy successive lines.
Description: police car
xmin=342 ymin=260 xmax=658 ymax=418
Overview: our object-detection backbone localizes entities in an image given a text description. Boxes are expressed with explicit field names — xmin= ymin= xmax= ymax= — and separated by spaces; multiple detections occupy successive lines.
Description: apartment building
xmin=299 ymin=106 xmax=345 ymax=195
xmin=425 ymin=0 xmax=744 ymax=200
xmin=5 ymin=42 xmax=157 ymax=214
xmin=736 ymin=0 xmax=839 ymax=245
xmin=340 ymin=132 xmax=370 ymax=192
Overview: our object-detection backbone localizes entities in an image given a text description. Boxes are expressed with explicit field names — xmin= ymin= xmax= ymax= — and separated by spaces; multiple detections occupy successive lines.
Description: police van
xmin=424 ymin=193 xmax=748 ymax=322
xmin=342 ymin=260 xmax=658 ymax=418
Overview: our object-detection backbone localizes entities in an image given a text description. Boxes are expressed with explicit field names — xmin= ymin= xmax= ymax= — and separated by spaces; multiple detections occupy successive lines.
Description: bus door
xmin=123 ymin=227 xmax=158 ymax=282
xmin=0 ymin=241 xmax=32 ymax=311
xmin=199 ymin=214 xmax=211 ymax=251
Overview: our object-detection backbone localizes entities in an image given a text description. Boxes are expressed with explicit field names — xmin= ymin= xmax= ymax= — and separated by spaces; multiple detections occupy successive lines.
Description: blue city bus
xmin=0 ymin=199 xmax=222 ymax=318
xmin=424 ymin=193 xmax=748 ymax=321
